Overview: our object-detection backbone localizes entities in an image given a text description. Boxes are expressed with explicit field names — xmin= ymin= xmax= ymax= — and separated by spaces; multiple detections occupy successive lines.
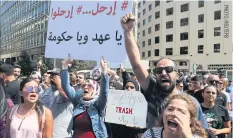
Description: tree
xmin=18 ymin=51 xmax=32 ymax=76
xmin=69 ymin=60 xmax=96 ymax=72
xmin=37 ymin=56 xmax=53 ymax=75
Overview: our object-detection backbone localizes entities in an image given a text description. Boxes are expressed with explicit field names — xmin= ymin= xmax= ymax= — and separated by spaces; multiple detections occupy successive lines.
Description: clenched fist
xmin=121 ymin=13 xmax=136 ymax=31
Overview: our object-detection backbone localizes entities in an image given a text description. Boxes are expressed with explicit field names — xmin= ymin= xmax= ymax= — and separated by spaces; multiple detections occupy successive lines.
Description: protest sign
xmin=105 ymin=90 xmax=148 ymax=128
xmin=45 ymin=1 xmax=132 ymax=62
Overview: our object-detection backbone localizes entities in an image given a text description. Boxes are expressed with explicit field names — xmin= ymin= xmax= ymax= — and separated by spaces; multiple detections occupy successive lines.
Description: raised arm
xmin=60 ymin=58 xmax=83 ymax=105
xmin=96 ymin=57 xmax=109 ymax=116
xmin=121 ymin=14 xmax=150 ymax=91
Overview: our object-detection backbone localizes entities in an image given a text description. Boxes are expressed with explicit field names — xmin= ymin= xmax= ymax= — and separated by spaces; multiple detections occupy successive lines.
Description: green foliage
xmin=37 ymin=56 xmax=53 ymax=75
xmin=69 ymin=60 xmax=96 ymax=72
xmin=18 ymin=51 xmax=32 ymax=76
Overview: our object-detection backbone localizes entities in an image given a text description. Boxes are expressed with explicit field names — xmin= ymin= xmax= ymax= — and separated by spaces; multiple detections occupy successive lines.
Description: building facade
xmin=137 ymin=0 xmax=232 ymax=77
xmin=0 ymin=1 xmax=50 ymax=65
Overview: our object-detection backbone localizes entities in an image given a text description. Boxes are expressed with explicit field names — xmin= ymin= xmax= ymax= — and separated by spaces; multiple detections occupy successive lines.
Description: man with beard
xmin=74 ymin=72 xmax=85 ymax=91
xmin=120 ymin=13 xmax=208 ymax=129
xmin=40 ymin=69 xmax=73 ymax=138
xmin=92 ymin=68 xmax=101 ymax=83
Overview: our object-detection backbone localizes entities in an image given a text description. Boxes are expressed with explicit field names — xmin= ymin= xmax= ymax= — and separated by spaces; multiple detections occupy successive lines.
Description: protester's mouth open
xmin=161 ymin=78 xmax=170 ymax=85
xmin=29 ymin=94 xmax=37 ymax=100
xmin=83 ymin=91 xmax=89 ymax=94
xmin=167 ymin=120 xmax=178 ymax=132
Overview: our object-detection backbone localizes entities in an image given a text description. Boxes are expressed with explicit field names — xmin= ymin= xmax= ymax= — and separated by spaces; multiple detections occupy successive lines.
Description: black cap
xmin=47 ymin=68 xmax=61 ymax=75
xmin=0 ymin=64 xmax=14 ymax=75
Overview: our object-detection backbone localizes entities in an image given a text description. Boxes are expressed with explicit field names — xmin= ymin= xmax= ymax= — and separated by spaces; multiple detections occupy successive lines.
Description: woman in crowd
xmin=60 ymin=57 xmax=109 ymax=138
xmin=5 ymin=78 xmax=53 ymax=138
xmin=0 ymin=85 xmax=13 ymax=138
xmin=111 ymin=79 xmax=144 ymax=138
xmin=201 ymin=85 xmax=231 ymax=138
xmin=142 ymin=94 xmax=207 ymax=138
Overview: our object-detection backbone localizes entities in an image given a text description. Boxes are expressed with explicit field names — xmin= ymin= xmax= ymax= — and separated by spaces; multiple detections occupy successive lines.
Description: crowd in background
xmin=0 ymin=13 xmax=232 ymax=138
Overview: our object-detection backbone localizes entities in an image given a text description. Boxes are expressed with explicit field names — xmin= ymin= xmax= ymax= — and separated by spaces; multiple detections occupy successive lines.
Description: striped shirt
xmin=141 ymin=127 xmax=201 ymax=138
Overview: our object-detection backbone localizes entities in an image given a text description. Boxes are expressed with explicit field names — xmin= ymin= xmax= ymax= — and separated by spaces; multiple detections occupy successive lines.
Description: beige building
xmin=136 ymin=0 xmax=232 ymax=77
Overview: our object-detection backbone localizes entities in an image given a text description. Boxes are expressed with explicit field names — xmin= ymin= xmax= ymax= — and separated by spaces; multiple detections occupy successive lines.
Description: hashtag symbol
xmin=121 ymin=1 xmax=128 ymax=11
xmin=76 ymin=6 xmax=82 ymax=15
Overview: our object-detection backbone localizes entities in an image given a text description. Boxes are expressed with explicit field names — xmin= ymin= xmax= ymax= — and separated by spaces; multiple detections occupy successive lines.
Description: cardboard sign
xmin=105 ymin=90 xmax=148 ymax=128
xmin=45 ymin=1 xmax=132 ymax=62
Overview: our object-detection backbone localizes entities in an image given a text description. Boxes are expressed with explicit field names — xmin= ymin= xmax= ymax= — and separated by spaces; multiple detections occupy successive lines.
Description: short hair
xmin=13 ymin=64 xmax=21 ymax=69
xmin=30 ymin=71 xmax=42 ymax=79
xmin=191 ymin=75 xmax=203 ymax=82
xmin=76 ymin=72 xmax=86 ymax=79
xmin=155 ymin=57 xmax=178 ymax=71
xmin=0 ymin=64 xmax=14 ymax=76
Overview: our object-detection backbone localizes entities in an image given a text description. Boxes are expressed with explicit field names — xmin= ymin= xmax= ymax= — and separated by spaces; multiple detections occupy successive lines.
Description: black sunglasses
xmin=154 ymin=66 xmax=175 ymax=74
xmin=209 ymin=80 xmax=220 ymax=85
xmin=25 ymin=86 xmax=41 ymax=93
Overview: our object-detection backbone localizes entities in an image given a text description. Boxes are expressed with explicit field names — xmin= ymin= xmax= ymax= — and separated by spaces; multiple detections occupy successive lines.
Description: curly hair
xmin=156 ymin=94 xmax=207 ymax=137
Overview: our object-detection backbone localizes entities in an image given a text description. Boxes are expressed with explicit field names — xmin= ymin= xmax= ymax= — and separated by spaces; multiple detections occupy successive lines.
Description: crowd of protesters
xmin=0 ymin=13 xmax=232 ymax=138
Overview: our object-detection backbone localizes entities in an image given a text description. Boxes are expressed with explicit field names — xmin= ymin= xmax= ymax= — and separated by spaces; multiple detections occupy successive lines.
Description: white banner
xmin=45 ymin=1 xmax=132 ymax=62
xmin=105 ymin=90 xmax=148 ymax=128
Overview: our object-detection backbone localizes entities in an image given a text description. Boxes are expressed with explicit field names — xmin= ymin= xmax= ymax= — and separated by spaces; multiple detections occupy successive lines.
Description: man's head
xmin=76 ymin=72 xmax=85 ymax=85
xmin=43 ymin=73 xmax=51 ymax=84
xmin=176 ymin=80 xmax=183 ymax=92
xmin=154 ymin=58 xmax=178 ymax=94
xmin=30 ymin=71 xmax=41 ymax=83
xmin=69 ymin=72 xmax=77 ymax=83
xmin=190 ymin=75 xmax=203 ymax=91
xmin=92 ymin=69 xmax=101 ymax=81
xmin=13 ymin=65 xmax=21 ymax=79
xmin=47 ymin=68 xmax=60 ymax=89
xmin=207 ymin=74 xmax=220 ymax=89
xmin=0 ymin=64 xmax=15 ymax=81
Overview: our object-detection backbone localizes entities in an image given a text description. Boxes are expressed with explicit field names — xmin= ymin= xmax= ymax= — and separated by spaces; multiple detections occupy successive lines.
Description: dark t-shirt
xmin=187 ymin=89 xmax=204 ymax=103
xmin=216 ymin=92 xmax=227 ymax=107
xmin=201 ymin=104 xmax=230 ymax=138
xmin=4 ymin=80 xmax=21 ymax=104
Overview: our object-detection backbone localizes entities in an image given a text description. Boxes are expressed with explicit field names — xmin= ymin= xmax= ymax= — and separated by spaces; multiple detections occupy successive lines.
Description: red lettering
xmin=128 ymin=108 xmax=132 ymax=114
xmin=116 ymin=107 xmax=133 ymax=114
xmin=122 ymin=108 xmax=126 ymax=114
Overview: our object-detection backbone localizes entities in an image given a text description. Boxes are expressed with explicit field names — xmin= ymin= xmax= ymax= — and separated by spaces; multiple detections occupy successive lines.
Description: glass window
xmin=166 ymin=21 xmax=173 ymax=29
xmin=142 ymin=41 xmax=145 ymax=47
xmin=149 ymin=4 xmax=152 ymax=11
xmin=166 ymin=48 xmax=173 ymax=55
xmin=155 ymin=1 xmax=160 ymax=7
xmin=181 ymin=3 xmax=189 ymax=12
xmin=214 ymin=10 xmax=221 ymax=20
xmin=155 ymin=11 xmax=160 ymax=19
xmin=142 ymin=52 xmax=145 ymax=57
xmin=166 ymin=8 xmax=173 ymax=16
xmin=154 ymin=49 xmax=159 ymax=56
xmin=148 ymin=15 xmax=152 ymax=22
xmin=198 ymin=30 xmax=204 ymax=38
xmin=180 ymin=17 xmax=189 ymax=26
xmin=180 ymin=32 xmax=188 ymax=40
xmin=166 ymin=34 xmax=173 ymax=42
xmin=214 ymin=44 xmax=220 ymax=53
xmin=198 ymin=14 xmax=204 ymax=23
xmin=214 ymin=27 xmax=221 ymax=36
xmin=198 ymin=45 xmax=204 ymax=54
xmin=148 ymin=39 xmax=151 ymax=46
xmin=148 ymin=51 xmax=151 ymax=57
xmin=148 ymin=27 xmax=151 ymax=34
xmin=155 ymin=24 xmax=160 ymax=31
xmin=155 ymin=37 xmax=160 ymax=44
xmin=180 ymin=47 xmax=188 ymax=55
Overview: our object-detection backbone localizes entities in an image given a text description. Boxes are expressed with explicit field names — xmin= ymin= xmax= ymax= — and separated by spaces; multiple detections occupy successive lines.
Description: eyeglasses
xmin=25 ymin=86 xmax=41 ymax=93
xmin=209 ymin=80 xmax=220 ymax=85
xmin=154 ymin=66 xmax=175 ymax=74
xmin=125 ymin=86 xmax=135 ymax=89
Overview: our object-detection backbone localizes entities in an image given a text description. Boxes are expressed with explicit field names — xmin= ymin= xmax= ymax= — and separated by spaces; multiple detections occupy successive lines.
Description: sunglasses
xmin=25 ymin=86 xmax=41 ymax=93
xmin=209 ymin=80 xmax=220 ymax=85
xmin=154 ymin=66 xmax=175 ymax=74
xmin=125 ymin=86 xmax=135 ymax=89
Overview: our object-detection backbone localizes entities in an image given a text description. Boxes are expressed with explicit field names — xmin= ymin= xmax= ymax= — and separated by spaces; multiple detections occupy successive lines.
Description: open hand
xmin=62 ymin=55 xmax=73 ymax=69
xmin=173 ymin=112 xmax=192 ymax=138
xmin=100 ymin=57 xmax=108 ymax=75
